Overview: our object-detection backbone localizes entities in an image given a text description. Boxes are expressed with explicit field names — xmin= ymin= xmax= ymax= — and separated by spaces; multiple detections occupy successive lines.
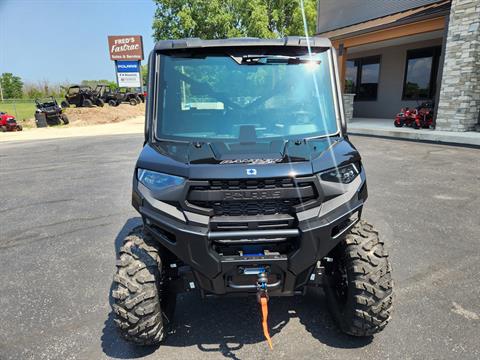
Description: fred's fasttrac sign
xmin=108 ymin=35 xmax=144 ymax=61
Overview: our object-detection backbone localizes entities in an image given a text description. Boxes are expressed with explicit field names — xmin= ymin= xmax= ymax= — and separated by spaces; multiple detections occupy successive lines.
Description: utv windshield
xmin=156 ymin=49 xmax=338 ymax=141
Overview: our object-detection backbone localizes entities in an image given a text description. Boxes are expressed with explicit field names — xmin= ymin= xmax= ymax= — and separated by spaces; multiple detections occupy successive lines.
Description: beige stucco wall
xmin=347 ymin=38 xmax=443 ymax=119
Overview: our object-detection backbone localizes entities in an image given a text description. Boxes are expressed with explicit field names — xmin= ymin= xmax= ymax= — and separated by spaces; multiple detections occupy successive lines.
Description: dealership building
xmin=316 ymin=0 xmax=479 ymax=132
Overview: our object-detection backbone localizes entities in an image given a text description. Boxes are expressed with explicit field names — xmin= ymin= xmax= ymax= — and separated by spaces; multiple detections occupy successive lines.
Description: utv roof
xmin=154 ymin=36 xmax=332 ymax=51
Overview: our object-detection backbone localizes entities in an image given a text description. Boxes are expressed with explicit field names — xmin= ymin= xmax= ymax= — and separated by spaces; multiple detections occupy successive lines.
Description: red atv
xmin=394 ymin=102 xmax=434 ymax=129
xmin=0 ymin=112 xmax=23 ymax=132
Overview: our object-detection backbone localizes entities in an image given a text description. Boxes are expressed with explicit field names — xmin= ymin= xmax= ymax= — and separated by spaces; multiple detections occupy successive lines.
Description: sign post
xmin=108 ymin=35 xmax=144 ymax=89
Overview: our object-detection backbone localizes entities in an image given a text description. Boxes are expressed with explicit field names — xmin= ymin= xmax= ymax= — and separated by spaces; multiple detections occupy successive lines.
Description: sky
xmin=0 ymin=0 xmax=157 ymax=84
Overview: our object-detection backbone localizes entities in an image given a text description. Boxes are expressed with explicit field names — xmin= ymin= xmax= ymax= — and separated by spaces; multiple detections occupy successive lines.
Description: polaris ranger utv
xmin=111 ymin=37 xmax=393 ymax=347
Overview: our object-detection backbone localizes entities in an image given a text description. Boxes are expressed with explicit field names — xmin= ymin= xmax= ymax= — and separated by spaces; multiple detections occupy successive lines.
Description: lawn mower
xmin=35 ymin=97 xmax=69 ymax=127
xmin=394 ymin=102 xmax=434 ymax=129
xmin=110 ymin=37 xmax=393 ymax=349
xmin=0 ymin=112 xmax=22 ymax=132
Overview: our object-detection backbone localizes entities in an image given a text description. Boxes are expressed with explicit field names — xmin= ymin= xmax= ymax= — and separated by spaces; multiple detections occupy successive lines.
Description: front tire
xmin=111 ymin=227 xmax=172 ymax=345
xmin=83 ymin=99 xmax=93 ymax=108
xmin=324 ymin=220 xmax=393 ymax=336
xmin=61 ymin=114 xmax=69 ymax=125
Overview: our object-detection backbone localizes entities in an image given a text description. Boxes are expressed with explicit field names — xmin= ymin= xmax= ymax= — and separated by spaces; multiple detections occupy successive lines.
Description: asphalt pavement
xmin=0 ymin=134 xmax=479 ymax=360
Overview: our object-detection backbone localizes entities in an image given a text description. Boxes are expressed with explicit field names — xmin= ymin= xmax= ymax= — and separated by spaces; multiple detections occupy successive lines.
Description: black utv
xmin=92 ymin=84 xmax=117 ymax=106
xmin=111 ymin=37 xmax=393 ymax=347
xmin=34 ymin=97 xmax=69 ymax=126
xmin=107 ymin=88 xmax=142 ymax=106
xmin=61 ymin=85 xmax=104 ymax=108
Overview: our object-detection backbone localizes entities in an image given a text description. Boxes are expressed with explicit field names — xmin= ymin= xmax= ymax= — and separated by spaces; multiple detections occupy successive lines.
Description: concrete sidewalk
xmin=349 ymin=118 xmax=480 ymax=147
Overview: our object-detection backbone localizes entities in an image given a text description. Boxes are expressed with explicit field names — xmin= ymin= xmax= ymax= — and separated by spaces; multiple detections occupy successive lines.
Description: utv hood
xmin=136 ymin=137 xmax=360 ymax=179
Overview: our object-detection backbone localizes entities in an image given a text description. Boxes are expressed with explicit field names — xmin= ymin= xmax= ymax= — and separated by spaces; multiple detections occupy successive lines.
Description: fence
xmin=0 ymin=99 xmax=37 ymax=121
xmin=0 ymin=98 xmax=61 ymax=121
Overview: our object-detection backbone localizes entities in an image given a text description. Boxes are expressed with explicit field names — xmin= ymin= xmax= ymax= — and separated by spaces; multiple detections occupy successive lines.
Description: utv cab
xmin=111 ymin=37 xmax=393 ymax=348
xmin=62 ymin=85 xmax=104 ymax=108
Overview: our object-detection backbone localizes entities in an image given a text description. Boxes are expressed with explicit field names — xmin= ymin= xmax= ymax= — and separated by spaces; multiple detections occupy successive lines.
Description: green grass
xmin=1 ymin=99 xmax=65 ymax=127
xmin=0 ymin=100 xmax=36 ymax=122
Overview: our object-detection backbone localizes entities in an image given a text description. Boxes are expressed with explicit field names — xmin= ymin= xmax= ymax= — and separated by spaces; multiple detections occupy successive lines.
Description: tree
xmin=0 ymin=73 xmax=24 ymax=99
xmin=106 ymin=81 xmax=119 ymax=91
xmin=141 ymin=64 xmax=148 ymax=87
xmin=80 ymin=79 xmax=112 ymax=88
xmin=23 ymin=83 xmax=44 ymax=99
xmin=152 ymin=0 xmax=318 ymax=41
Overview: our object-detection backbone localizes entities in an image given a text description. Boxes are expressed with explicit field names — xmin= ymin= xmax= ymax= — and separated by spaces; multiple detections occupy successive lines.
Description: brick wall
xmin=436 ymin=0 xmax=480 ymax=131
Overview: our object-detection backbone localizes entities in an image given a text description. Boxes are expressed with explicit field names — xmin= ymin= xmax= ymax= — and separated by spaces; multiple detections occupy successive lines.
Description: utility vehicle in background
xmin=94 ymin=85 xmax=144 ymax=106
xmin=92 ymin=84 xmax=118 ymax=106
xmin=111 ymin=37 xmax=393 ymax=347
xmin=394 ymin=101 xmax=434 ymax=129
xmin=34 ymin=97 xmax=69 ymax=126
xmin=61 ymin=85 xmax=104 ymax=108
xmin=108 ymin=88 xmax=142 ymax=106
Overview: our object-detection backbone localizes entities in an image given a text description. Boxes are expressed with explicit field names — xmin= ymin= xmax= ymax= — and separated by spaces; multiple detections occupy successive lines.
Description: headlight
xmin=137 ymin=168 xmax=185 ymax=191
xmin=319 ymin=163 xmax=359 ymax=184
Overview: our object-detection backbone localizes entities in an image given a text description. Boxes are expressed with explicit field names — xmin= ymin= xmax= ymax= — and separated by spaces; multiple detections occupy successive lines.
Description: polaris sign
xmin=116 ymin=61 xmax=139 ymax=73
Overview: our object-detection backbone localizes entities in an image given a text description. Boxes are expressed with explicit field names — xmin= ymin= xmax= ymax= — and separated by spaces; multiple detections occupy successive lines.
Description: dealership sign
xmin=117 ymin=72 xmax=141 ymax=88
xmin=108 ymin=35 xmax=144 ymax=60
xmin=116 ymin=61 xmax=140 ymax=73
xmin=108 ymin=35 xmax=144 ymax=88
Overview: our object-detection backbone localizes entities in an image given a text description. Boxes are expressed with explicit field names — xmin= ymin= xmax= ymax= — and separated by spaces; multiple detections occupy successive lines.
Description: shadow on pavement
xmin=101 ymin=218 xmax=372 ymax=359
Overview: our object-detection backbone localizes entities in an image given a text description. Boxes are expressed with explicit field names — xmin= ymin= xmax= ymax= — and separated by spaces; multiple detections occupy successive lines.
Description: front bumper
xmin=133 ymin=174 xmax=367 ymax=296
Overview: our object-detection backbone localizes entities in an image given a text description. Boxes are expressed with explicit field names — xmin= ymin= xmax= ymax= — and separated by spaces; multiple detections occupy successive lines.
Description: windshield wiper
xmin=231 ymin=55 xmax=321 ymax=65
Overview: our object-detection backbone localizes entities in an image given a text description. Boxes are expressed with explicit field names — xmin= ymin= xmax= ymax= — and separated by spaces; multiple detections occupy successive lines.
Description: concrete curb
xmin=349 ymin=126 xmax=480 ymax=147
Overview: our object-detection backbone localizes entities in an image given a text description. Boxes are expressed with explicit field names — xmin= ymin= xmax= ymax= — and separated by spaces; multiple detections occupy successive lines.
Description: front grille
xmin=188 ymin=178 xmax=317 ymax=216
xmin=192 ymin=198 xmax=309 ymax=216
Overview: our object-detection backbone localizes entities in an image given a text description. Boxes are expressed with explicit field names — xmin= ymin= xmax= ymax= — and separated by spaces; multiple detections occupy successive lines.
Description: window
xmin=68 ymin=87 xmax=79 ymax=95
xmin=157 ymin=51 xmax=338 ymax=141
xmin=345 ymin=60 xmax=357 ymax=93
xmin=402 ymin=46 xmax=441 ymax=100
xmin=344 ymin=56 xmax=380 ymax=101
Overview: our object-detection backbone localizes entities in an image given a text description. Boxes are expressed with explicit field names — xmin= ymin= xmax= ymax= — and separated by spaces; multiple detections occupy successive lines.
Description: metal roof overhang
xmin=317 ymin=0 xmax=450 ymax=41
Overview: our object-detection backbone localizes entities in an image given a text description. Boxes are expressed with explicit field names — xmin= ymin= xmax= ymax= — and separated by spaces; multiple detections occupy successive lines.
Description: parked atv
xmin=35 ymin=97 xmax=69 ymax=126
xmin=110 ymin=37 xmax=393 ymax=348
xmin=61 ymin=85 xmax=104 ymax=108
xmin=107 ymin=88 xmax=141 ymax=106
xmin=0 ymin=112 xmax=22 ymax=132
xmin=394 ymin=102 xmax=434 ymax=129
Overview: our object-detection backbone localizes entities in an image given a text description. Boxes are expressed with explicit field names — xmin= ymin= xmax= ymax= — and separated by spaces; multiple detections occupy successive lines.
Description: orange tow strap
xmin=260 ymin=295 xmax=273 ymax=350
